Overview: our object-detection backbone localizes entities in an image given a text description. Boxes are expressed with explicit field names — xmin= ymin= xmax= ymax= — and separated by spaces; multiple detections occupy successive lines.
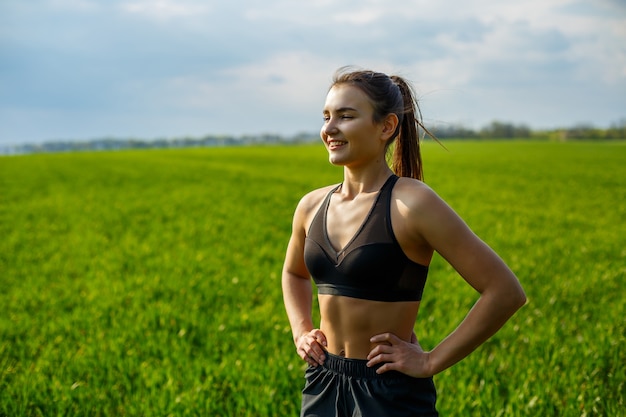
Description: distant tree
xmin=431 ymin=123 xmax=478 ymax=139
xmin=480 ymin=121 xmax=531 ymax=139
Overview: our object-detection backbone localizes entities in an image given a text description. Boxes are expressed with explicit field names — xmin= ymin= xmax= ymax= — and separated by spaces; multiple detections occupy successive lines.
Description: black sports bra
xmin=303 ymin=175 xmax=428 ymax=302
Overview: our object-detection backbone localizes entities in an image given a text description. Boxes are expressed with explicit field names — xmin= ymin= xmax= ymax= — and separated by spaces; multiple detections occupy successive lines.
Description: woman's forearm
xmin=427 ymin=283 xmax=526 ymax=375
xmin=282 ymin=272 xmax=315 ymax=343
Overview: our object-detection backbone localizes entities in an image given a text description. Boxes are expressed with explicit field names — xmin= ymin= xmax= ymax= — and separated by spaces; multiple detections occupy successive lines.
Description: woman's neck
xmin=340 ymin=165 xmax=394 ymax=197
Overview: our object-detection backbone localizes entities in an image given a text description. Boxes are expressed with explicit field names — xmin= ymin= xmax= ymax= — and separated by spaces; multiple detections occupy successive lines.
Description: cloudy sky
xmin=1 ymin=0 xmax=625 ymax=145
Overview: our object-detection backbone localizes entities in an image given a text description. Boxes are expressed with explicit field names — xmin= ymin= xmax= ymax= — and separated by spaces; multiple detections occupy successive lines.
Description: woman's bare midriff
xmin=318 ymin=294 xmax=421 ymax=359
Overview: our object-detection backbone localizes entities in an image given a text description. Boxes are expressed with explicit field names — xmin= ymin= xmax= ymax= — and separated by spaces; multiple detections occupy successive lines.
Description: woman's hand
xmin=366 ymin=332 xmax=433 ymax=378
xmin=296 ymin=329 xmax=328 ymax=367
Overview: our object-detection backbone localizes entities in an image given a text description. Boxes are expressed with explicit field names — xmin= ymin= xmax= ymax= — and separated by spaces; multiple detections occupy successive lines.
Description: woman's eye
xmin=322 ymin=114 xmax=353 ymax=122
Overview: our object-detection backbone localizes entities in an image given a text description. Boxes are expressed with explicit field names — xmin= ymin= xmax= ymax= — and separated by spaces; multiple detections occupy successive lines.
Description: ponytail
xmin=390 ymin=76 xmax=443 ymax=181
xmin=390 ymin=76 xmax=423 ymax=181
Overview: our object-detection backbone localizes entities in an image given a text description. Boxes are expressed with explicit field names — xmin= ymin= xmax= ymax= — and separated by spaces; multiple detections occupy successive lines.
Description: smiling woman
xmin=281 ymin=67 xmax=527 ymax=417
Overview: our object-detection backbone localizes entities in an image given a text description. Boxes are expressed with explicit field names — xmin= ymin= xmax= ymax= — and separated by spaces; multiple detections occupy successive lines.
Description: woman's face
xmin=320 ymin=84 xmax=387 ymax=168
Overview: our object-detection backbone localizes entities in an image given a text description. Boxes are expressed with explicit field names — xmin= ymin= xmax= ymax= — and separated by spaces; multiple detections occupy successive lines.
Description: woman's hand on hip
xmin=296 ymin=329 xmax=328 ymax=367
xmin=366 ymin=332 xmax=433 ymax=378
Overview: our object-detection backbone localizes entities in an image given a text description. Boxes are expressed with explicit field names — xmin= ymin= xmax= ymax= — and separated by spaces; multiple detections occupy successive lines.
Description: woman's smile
xmin=327 ymin=139 xmax=347 ymax=150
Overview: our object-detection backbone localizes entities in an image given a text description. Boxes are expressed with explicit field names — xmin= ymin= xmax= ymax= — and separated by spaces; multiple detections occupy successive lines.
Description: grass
xmin=1 ymin=141 xmax=624 ymax=416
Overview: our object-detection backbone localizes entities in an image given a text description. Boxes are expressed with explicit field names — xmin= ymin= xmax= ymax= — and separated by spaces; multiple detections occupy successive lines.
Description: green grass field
xmin=1 ymin=141 xmax=624 ymax=416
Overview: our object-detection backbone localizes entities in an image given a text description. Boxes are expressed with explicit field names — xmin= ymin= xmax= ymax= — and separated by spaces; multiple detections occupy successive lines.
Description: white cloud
xmin=48 ymin=0 xmax=101 ymax=11
xmin=219 ymin=52 xmax=334 ymax=108
xmin=158 ymin=52 xmax=337 ymax=124
xmin=119 ymin=0 xmax=211 ymax=20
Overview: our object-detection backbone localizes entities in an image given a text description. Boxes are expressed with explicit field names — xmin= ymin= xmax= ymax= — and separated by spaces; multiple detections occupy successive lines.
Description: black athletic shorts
xmin=301 ymin=352 xmax=438 ymax=417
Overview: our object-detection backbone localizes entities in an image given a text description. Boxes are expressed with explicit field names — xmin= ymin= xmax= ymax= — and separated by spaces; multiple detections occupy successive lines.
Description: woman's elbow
xmin=507 ymin=281 xmax=527 ymax=312
xmin=489 ymin=275 xmax=527 ymax=314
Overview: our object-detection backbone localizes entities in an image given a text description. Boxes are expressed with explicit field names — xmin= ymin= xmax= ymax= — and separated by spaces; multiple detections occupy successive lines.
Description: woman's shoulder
xmin=391 ymin=176 xmax=459 ymax=224
xmin=289 ymin=184 xmax=339 ymax=232
xmin=392 ymin=176 xmax=465 ymax=234
xmin=393 ymin=176 xmax=440 ymax=206
xmin=294 ymin=184 xmax=340 ymax=217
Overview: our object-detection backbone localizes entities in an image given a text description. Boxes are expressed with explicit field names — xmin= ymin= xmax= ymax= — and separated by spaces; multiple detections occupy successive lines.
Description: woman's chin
xmin=328 ymin=155 xmax=347 ymax=166
xmin=327 ymin=150 xmax=350 ymax=166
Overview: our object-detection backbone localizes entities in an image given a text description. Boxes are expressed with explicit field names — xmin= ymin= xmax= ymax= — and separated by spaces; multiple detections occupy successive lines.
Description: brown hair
xmin=331 ymin=67 xmax=437 ymax=181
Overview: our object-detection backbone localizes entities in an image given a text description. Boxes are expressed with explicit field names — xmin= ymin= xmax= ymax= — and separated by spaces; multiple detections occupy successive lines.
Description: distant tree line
xmin=0 ymin=132 xmax=319 ymax=155
xmin=1 ymin=120 xmax=624 ymax=155
xmin=432 ymin=120 xmax=626 ymax=141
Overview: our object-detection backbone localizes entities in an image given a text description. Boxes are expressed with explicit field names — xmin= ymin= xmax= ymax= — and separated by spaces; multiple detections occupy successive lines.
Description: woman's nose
xmin=322 ymin=119 xmax=338 ymax=135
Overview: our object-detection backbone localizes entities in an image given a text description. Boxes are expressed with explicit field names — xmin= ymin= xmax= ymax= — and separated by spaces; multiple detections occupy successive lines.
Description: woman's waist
xmin=318 ymin=350 xmax=423 ymax=381
xmin=318 ymin=294 xmax=419 ymax=358
xmin=320 ymin=321 xmax=414 ymax=359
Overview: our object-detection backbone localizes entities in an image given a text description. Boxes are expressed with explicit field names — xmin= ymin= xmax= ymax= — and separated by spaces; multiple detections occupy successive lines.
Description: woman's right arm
xmin=282 ymin=196 xmax=327 ymax=367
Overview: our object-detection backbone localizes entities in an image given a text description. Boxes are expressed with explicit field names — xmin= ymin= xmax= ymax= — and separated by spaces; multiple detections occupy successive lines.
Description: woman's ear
xmin=380 ymin=113 xmax=400 ymax=142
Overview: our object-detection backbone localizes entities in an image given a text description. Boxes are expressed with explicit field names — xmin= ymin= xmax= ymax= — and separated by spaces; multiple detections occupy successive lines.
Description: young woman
xmin=282 ymin=67 xmax=527 ymax=417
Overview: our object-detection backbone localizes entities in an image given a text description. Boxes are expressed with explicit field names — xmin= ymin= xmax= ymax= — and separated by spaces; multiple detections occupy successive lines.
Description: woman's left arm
xmin=368 ymin=183 xmax=527 ymax=377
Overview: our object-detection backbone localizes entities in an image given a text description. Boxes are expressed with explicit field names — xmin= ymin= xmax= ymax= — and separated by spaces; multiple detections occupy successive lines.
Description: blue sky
xmin=1 ymin=0 xmax=625 ymax=145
